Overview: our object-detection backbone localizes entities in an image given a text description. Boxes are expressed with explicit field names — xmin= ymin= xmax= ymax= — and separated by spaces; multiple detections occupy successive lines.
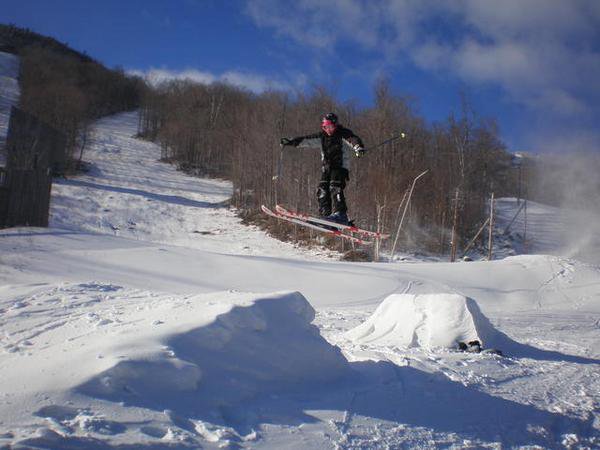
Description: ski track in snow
xmin=0 ymin=102 xmax=599 ymax=448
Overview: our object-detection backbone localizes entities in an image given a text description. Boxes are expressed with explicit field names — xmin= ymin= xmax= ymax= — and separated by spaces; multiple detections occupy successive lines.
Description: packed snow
xmin=1 ymin=55 xmax=599 ymax=448
xmin=344 ymin=293 xmax=488 ymax=350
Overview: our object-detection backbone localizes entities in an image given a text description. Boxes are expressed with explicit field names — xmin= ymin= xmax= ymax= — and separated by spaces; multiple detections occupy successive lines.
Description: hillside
xmin=0 ymin=51 xmax=19 ymax=164
xmin=0 ymin=25 xmax=142 ymax=173
xmin=0 ymin=24 xmax=94 ymax=61
xmin=0 ymin=109 xmax=598 ymax=449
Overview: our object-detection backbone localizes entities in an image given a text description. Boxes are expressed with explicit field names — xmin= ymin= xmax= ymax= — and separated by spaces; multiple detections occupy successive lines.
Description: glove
xmin=280 ymin=137 xmax=301 ymax=147
xmin=354 ymin=146 xmax=365 ymax=158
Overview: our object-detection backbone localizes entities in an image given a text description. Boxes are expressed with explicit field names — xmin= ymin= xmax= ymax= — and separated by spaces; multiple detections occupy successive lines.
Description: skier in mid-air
xmin=280 ymin=112 xmax=365 ymax=225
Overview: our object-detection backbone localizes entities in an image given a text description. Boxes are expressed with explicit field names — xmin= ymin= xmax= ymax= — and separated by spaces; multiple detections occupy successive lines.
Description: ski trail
xmin=50 ymin=111 xmax=337 ymax=260
xmin=536 ymin=257 xmax=578 ymax=310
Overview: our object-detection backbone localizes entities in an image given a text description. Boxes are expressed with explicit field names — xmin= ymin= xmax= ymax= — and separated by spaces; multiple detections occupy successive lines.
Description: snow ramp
xmin=78 ymin=290 xmax=349 ymax=412
xmin=345 ymin=293 xmax=506 ymax=350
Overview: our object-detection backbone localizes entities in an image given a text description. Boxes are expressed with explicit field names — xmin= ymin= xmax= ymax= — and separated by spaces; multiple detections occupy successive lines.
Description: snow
xmin=49 ymin=112 xmax=336 ymax=259
xmin=74 ymin=290 xmax=348 ymax=411
xmin=344 ymin=293 xmax=486 ymax=349
xmin=0 ymin=60 xmax=599 ymax=447
xmin=495 ymin=196 xmax=600 ymax=265
xmin=2 ymin=285 xmax=346 ymax=406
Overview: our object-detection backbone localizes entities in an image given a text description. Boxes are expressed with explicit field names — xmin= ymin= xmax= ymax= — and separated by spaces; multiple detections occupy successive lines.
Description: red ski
xmin=261 ymin=205 xmax=374 ymax=246
xmin=275 ymin=205 xmax=390 ymax=240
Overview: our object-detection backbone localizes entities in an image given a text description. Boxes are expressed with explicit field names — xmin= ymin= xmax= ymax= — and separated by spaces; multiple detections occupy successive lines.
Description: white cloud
xmin=220 ymin=70 xmax=290 ymax=93
xmin=245 ymin=0 xmax=600 ymax=153
xmin=128 ymin=68 xmax=216 ymax=85
xmin=128 ymin=67 xmax=298 ymax=93
xmin=455 ymin=40 xmax=538 ymax=86
xmin=245 ymin=0 xmax=600 ymax=115
xmin=455 ymin=0 xmax=595 ymax=41
xmin=245 ymin=0 xmax=383 ymax=50
xmin=528 ymin=90 xmax=588 ymax=116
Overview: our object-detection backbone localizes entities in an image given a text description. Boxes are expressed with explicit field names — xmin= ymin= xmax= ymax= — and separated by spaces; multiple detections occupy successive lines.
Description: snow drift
xmin=345 ymin=293 xmax=501 ymax=350
xmin=79 ymin=290 xmax=349 ymax=412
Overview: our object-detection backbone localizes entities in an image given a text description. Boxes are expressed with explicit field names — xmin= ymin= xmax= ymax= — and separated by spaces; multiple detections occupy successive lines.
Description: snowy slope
xmin=50 ymin=112 xmax=334 ymax=259
xmin=0 ymin=51 xmax=20 ymax=166
xmin=1 ymin=111 xmax=599 ymax=449
xmin=495 ymin=197 xmax=600 ymax=264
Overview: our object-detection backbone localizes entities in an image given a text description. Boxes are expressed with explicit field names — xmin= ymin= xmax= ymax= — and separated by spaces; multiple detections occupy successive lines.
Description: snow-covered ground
xmin=1 ymin=109 xmax=599 ymax=449
xmin=495 ymin=197 xmax=600 ymax=265
xmin=0 ymin=51 xmax=20 ymax=166
xmin=49 ymin=113 xmax=334 ymax=260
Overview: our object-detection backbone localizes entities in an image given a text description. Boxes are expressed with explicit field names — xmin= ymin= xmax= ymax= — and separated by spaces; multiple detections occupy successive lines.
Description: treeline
xmin=1 ymin=24 xmax=143 ymax=171
xmin=139 ymin=78 xmax=515 ymax=256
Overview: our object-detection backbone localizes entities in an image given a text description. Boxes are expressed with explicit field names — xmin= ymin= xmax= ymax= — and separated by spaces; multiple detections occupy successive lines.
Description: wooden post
xmin=274 ymin=100 xmax=287 ymax=207
xmin=524 ymin=199 xmax=528 ymax=254
xmin=274 ymin=145 xmax=282 ymax=206
xmin=307 ymin=175 xmax=313 ymax=241
xmin=502 ymin=200 xmax=526 ymax=235
xmin=517 ymin=165 xmax=522 ymax=206
xmin=375 ymin=203 xmax=385 ymax=261
xmin=393 ymin=189 xmax=409 ymax=229
xmin=391 ymin=170 xmax=429 ymax=259
xmin=450 ymin=188 xmax=460 ymax=262
xmin=462 ymin=217 xmax=490 ymax=258
xmin=488 ymin=192 xmax=495 ymax=261
xmin=439 ymin=210 xmax=447 ymax=254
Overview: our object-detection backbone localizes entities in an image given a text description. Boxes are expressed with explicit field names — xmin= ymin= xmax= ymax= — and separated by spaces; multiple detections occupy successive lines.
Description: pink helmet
xmin=321 ymin=112 xmax=338 ymax=135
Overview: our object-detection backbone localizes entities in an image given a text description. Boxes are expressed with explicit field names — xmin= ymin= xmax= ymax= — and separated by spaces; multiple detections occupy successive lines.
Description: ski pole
xmin=365 ymin=132 xmax=407 ymax=152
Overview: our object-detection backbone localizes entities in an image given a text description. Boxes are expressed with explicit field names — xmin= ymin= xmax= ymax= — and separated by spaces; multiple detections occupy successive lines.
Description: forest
xmin=1 ymin=24 xmax=143 ymax=172
xmin=6 ymin=24 xmax=596 ymax=257
xmin=138 ymin=78 xmax=517 ymax=256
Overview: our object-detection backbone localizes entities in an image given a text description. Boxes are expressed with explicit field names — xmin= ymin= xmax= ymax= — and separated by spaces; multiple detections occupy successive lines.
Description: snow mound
xmin=79 ymin=290 xmax=349 ymax=411
xmin=345 ymin=293 xmax=499 ymax=350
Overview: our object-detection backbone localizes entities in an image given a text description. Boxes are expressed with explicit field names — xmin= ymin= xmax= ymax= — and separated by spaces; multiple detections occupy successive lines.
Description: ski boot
xmin=324 ymin=211 xmax=350 ymax=225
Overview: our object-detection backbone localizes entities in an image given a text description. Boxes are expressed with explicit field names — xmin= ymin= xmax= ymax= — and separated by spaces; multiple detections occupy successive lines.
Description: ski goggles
xmin=321 ymin=120 xmax=336 ymax=133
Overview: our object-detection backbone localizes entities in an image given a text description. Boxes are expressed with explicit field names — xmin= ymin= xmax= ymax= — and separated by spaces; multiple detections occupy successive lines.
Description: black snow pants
xmin=317 ymin=166 xmax=349 ymax=216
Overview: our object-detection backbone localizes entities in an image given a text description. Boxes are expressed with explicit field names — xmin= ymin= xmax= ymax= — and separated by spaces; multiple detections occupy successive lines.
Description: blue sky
xmin=2 ymin=0 xmax=600 ymax=153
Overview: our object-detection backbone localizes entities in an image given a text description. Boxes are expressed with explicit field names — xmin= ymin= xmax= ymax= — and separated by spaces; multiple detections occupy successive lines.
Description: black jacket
xmin=293 ymin=126 xmax=364 ymax=170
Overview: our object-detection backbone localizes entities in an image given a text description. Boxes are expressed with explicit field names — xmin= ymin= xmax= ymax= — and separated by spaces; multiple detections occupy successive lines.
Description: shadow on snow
xmin=20 ymin=296 xmax=598 ymax=449
xmin=467 ymin=298 xmax=600 ymax=365
xmin=59 ymin=179 xmax=229 ymax=209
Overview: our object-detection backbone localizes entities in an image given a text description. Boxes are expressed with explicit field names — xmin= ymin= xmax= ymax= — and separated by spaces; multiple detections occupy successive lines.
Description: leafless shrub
xmin=139 ymin=78 xmax=514 ymax=256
